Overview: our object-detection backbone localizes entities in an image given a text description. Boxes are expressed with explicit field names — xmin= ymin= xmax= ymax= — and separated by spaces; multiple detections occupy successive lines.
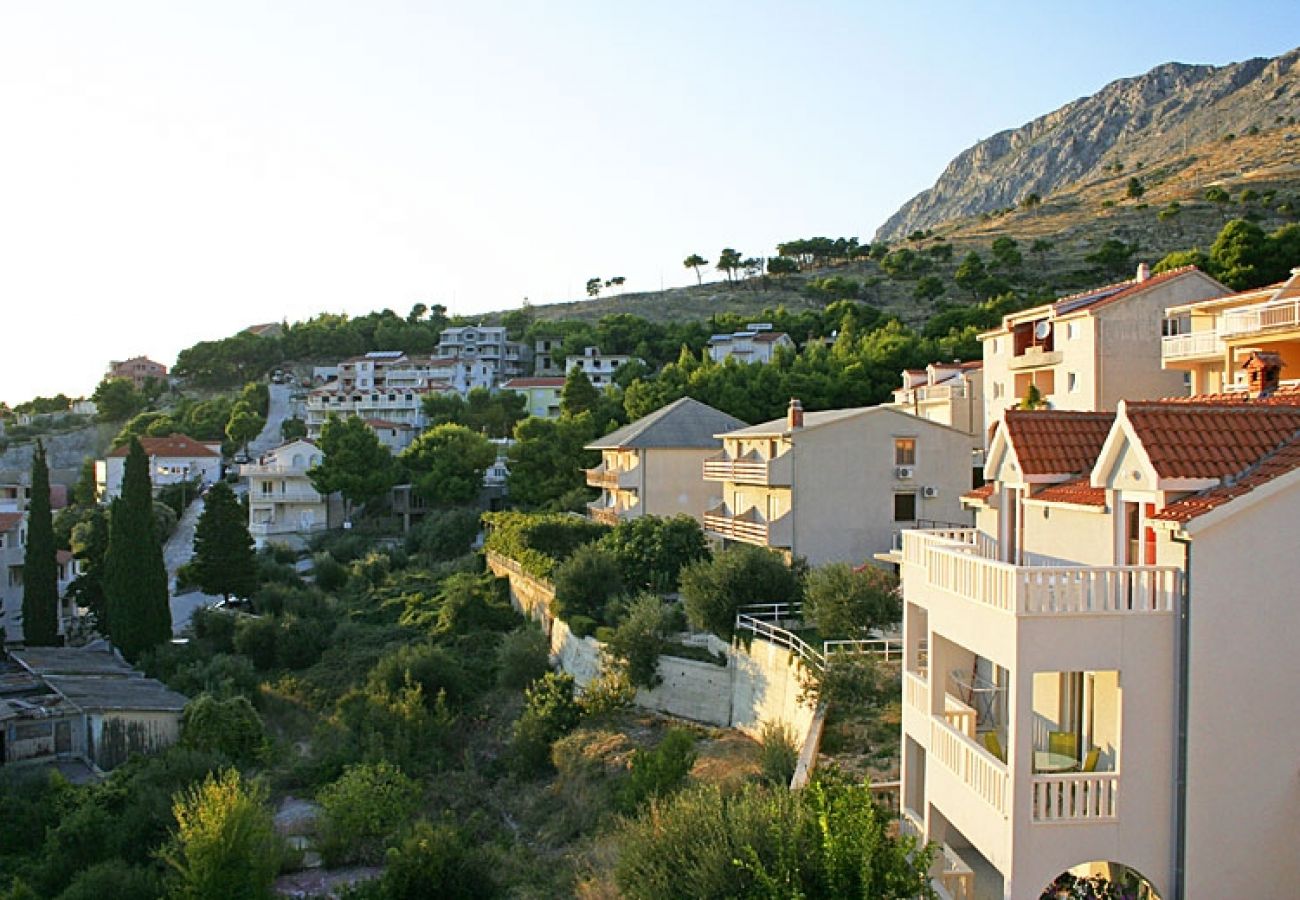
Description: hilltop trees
xmin=683 ymin=254 xmax=708 ymax=284
xmin=21 ymin=442 xmax=59 ymax=645
xmin=716 ymin=248 xmax=743 ymax=283
xmin=102 ymin=438 xmax=171 ymax=660
xmin=191 ymin=482 xmax=257 ymax=602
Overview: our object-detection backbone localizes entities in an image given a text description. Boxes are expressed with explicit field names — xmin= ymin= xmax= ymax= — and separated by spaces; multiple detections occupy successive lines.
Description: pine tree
xmin=21 ymin=441 xmax=59 ymax=645
xmin=191 ymin=482 xmax=257 ymax=601
xmin=103 ymin=438 xmax=171 ymax=660
xmin=560 ymin=367 xmax=600 ymax=416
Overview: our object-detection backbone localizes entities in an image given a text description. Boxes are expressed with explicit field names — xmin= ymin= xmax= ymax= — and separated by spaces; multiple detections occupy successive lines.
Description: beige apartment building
xmin=1162 ymin=266 xmax=1300 ymax=396
xmin=704 ymin=400 xmax=978 ymax=566
xmin=241 ymin=439 xmax=333 ymax=548
xmin=897 ymin=398 xmax=1300 ymax=899
xmin=585 ymin=398 xmax=745 ymax=526
xmin=981 ymin=265 xmax=1227 ymax=429
xmin=887 ymin=361 xmax=984 ymax=436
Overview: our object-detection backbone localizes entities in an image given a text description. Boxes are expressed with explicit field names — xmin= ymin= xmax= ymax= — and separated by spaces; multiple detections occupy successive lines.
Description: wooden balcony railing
xmin=584 ymin=463 xmax=637 ymax=491
xmin=703 ymin=505 xmax=792 ymax=548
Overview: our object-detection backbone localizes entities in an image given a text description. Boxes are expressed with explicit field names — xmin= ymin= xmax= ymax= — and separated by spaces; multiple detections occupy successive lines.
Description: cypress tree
xmin=191 ymin=481 xmax=257 ymax=601
xmin=103 ymin=437 xmax=172 ymax=660
xmin=21 ymin=441 xmax=59 ymax=645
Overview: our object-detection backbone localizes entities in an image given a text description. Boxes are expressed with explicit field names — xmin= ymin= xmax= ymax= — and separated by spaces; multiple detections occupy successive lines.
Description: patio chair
xmin=981 ymin=731 xmax=1004 ymax=761
xmin=1081 ymin=748 xmax=1100 ymax=772
xmin=1048 ymin=731 xmax=1077 ymax=759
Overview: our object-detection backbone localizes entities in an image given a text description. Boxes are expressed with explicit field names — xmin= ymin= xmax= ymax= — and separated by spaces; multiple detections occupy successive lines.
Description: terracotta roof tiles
xmin=1032 ymin=476 xmax=1107 ymax=507
xmin=106 ymin=434 xmax=219 ymax=458
xmin=1153 ymin=434 xmax=1300 ymax=523
xmin=962 ymin=483 xmax=995 ymax=503
xmin=1124 ymin=403 xmax=1300 ymax=480
xmin=1002 ymin=410 xmax=1115 ymax=476
xmin=0 ymin=512 xmax=22 ymax=533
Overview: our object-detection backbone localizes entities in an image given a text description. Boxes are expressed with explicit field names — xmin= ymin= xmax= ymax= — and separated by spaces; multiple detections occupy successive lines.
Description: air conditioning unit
xmin=895 ymin=466 xmax=915 ymax=480
xmin=922 ymin=486 xmax=940 ymax=498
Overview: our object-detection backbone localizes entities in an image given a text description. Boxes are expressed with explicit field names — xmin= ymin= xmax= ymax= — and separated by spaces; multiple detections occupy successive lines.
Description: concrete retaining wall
xmin=487 ymin=551 xmax=817 ymax=743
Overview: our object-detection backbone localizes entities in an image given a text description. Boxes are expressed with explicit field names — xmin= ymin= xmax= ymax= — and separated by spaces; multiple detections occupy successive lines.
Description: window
xmin=894 ymin=493 xmax=917 ymax=522
xmin=894 ymin=438 xmax=917 ymax=466
xmin=261 ymin=481 xmax=273 ymax=495
xmin=992 ymin=381 xmax=1004 ymax=399
xmin=1067 ymin=372 xmax=1079 ymax=393
xmin=1067 ymin=322 xmax=1079 ymax=340
xmin=990 ymin=338 xmax=1000 ymax=354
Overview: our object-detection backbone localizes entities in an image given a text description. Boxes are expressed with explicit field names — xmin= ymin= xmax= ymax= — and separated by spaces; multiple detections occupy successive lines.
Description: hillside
xmin=876 ymin=47 xmax=1300 ymax=241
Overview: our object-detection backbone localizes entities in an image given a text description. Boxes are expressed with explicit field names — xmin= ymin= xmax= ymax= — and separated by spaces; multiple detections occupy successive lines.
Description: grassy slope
xmin=491 ymin=125 xmax=1300 ymax=330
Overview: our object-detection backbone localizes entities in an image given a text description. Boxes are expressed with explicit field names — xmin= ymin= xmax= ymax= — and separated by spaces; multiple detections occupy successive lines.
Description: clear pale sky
xmin=1 ymin=2 xmax=1297 ymax=405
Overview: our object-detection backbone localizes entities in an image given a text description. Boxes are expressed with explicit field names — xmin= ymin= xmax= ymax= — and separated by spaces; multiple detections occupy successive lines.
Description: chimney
xmin=1242 ymin=351 xmax=1283 ymax=399
xmin=1136 ymin=262 xmax=1151 ymax=282
xmin=787 ymin=398 xmax=804 ymax=430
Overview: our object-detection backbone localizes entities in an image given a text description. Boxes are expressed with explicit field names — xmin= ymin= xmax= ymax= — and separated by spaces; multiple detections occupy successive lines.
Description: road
xmin=164 ymin=382 xmax=296 ymax=634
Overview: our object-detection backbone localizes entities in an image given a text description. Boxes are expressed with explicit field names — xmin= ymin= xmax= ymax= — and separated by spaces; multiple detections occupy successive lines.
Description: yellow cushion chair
xmin=1048 ymin=731 xmax=1078 ymax=759
xmin=1081 ymin=748 xmax=1101 ymax=772
xmin=982 ymin=731 xmax=1004 ymax=761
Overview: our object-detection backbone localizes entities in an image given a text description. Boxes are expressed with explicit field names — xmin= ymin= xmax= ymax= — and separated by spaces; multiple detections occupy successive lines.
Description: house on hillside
xmin=3 ymin=644 xmax=187 ymax=772
xmin=585 ymin=397 xmax=746 ymax=526
xmin=501 ymin=376 xmax=566 ymax=419
xmin=897 ymin=392 xmax=1300 ymax=899
xmin=980 ymin=264 xmax=1228 ymax=429
xmin=707 ymin=324 xmax=795 ymax=364
xmin=565 ymin=346 xmax=641 ymax=388
xmin=1161 ymin=266 xmax=1300 ymax=395
xmin=96 ymin=434 xmax=222 ymax=500
xmin=0 ymin=489 xmax=82 ymax=644
xmin=106 ymin=356 xmax=168 ymax=389
xmin=705 ymin=400 xmax=978 ymax=566
xmin=887 ymin=361 xmax=984 ymax=437
xmin=241 ymin=439 xmax=335 ymax=548
xmin=434 ymin=325 xmax=532 ymax=389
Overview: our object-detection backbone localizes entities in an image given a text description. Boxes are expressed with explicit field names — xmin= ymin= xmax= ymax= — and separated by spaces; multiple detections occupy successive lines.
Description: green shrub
xmin=758 ymin=721 xmax=799 ymax=786
xmin=55 ymin=860 xmax=160 ymax=900
xmin=599 ymin=515 xmax=708 ymax=593
xmin=168 ymin=652 xmax=260 ymax=700
xmin=233 ymin=615 xmax=279 ymax=670
xmin=619 ymin=728 xmax=696 ymax=811
xmin=379 ymin=820 xmax=497 ymax=900
xmin=552 ymin=544 xmax=622 ymax=622
xmin=318 ymin=762 xmax=421 ymax=866
xmin=511 ymin=672 xmax=582 ymax=776
xmin=277 ymin=615 xmax=332 ymax=670
xmin=181 ymin=694 xmax=267 ymax=764
xmin=312 ymin=552 xmax=348 ymax=592
xmin=433 ymin=572 xmax=518 ymax=635
xmin=803 ymin=563 xmax=900 ymax=639
xmin=367 ymin=643 xmax=468 ymax=707
xmin=680 ymin=545 xmax=802 ymax=639
xmin=190 ymin=607 xmax=237 ymax=654
xmin=567 ymin=615 xmax=598 ymax=638
xmin=801 ymin=652 xmax=894 ymax=709
xmin=496 ymin=625 xmax=551 ymax=690
xmin=267 ymin=542 xmax=298 ymax=564
xmin=333 ymin=681 xmax=453 ymax=776
xmin=405 ymin=508 xmax=480 ymax=561
xmin=604 ymin=594 xmax=668 ymax=689
xmin=481 ymin=511 xmax=606 ymax=579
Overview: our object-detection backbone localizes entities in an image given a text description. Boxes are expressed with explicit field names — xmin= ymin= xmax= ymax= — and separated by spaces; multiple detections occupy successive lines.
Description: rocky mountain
xmin=875 ymin=47 xmax=1300 ymax=241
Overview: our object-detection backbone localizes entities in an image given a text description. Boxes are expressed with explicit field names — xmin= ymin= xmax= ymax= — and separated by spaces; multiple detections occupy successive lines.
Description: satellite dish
xmin=1034 ymin=320 xmax=1052 ymax=341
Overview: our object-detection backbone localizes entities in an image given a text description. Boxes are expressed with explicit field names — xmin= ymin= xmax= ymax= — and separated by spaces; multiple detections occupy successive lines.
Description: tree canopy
xmin=21 ymin=442 xmax=59 ymax=645
xmin=309 ymin=415 xmax=398 ymax=516
xmin=191 ymin=482 xmax=257 ymax=601
xmin=401 ymin=424 xmax=496 ymax=506
xmin=102 ymin=438 xmax=172 ymax=660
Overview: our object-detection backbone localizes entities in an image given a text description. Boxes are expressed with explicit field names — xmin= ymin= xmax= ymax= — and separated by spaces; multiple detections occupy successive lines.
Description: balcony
xmin=1220 ymin=297 xmax=1300 ymax=338
xmin=1007 ymin=346 xmax=1063 ymax=371
xmin=904 ymin=670 xmax=978 ymax=738
xmin=250 ymin=519 xmax=327 ymax=536
xmin=584 ymin=462 xmax=638 ymax=491
xmin=901 ymin=529 xmax=1180 ymax=615
xmin=930 ymin=716 xmax=1008 ymax=817
xmin=587 ymin=503 xmax=624 ymax=526
xmin=251 ymin=487 xmax=323 ymax=504
xmin=702 ymin=450 xmax=792 ymax=486
xmin=909 ymin=383 xmax=968 ymax=402
xmin=703 ymin=504 xmax=792 ymax=548
xmin=241 ymin=463 xmax=312 ymax=478
xmin=1161 ymin=329 xmax=1225 ymax=361
xmin=1030 ymin=772 xmax=1119 ymax=822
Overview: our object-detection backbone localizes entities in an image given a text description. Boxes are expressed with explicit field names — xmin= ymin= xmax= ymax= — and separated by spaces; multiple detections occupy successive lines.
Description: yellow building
xmin=886 ymin=360 xmax=984 ymax=436
xmin=981 ymin=264 xmax=1228 ymax=429
xmin=898 ymin=398 xmax=1300 ymax=899
xmin=584 ymin=397 xmax=746 ymax=526
xmin=705 ymin=400 xmax=979 ymax=566
xmin=1162 ymin=266 xmax=1300 ymax=395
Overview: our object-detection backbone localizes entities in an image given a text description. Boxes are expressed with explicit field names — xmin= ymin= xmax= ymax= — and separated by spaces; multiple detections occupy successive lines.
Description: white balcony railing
xmin=902 ymin=529 xmax=1180 ymax=615
xmin=930 ymin=716 xmax=1008 ymax=816
xmin=1221 ymin=298 xmax=1300 ymax=338
xmin=1031 ymin=772 xmax=1120 ymax=822
xmin=904 ymin=670 xmax=928 ymax=717
xmin=1161 ymin=330 xmax=1225 ymax=361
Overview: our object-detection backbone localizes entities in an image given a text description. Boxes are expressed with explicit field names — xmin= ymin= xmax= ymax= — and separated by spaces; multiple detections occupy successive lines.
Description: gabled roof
xmin=1153 ymin=436 xmax=1300 ymax=523
xmin=962 ymin=483 xmax=995 ymax=503
xmin=106 ymin=434 xmax=219 ymax=459
xmin=1030 ymin=476 xmax=1107 ymax=507
xmin=1155 ymin=385 xmax=1300 ymax=406
xmin=1123 ymin=402 xmax=1300 ymax=480
xmin=586 ymin=397 xmax=747 ymax=450
xmin=999 ymin=410 xmax=1115 ymax=476
xmin=752 ymin=331 xmax=790 ymax=343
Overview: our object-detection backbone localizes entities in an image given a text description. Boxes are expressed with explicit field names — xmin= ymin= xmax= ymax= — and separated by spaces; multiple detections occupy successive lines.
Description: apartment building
xmin=707 ymin=324 xmax=795 ymax=364
xmin=897 ymin=399 xmax=1300 ymax=899
xmin=501 ymin=377 xmax=566 ymax=419
xmin=306 ymin=356 xmax=450 ymax=441
xmin=565 ymin=346 xmax=641 ymax=388
xmin=981 ymin=265 xmax=1228 ymax=428
xmin=585 ymin=397 xmax=745 ymax=526
xmin=96 ymin=435 xmax=222 ymax=500
xmin=1162 ymin=266 xmax=1300 ymax=395
xmin=241 ymin=439 xmax=333 ymax=548
xmin=532 ymin=337 xmax=563 ymax=376
xmin=704 ymin=400 xmax=977 ymax=565
xmin=106 ymin=356 xmax=168 ymax=388
xmin=0 ymin=514 xmax=82 ymax=645
xmin=435 ymin=325 xmax=532 ymax=386
xmin=887 ymin=361 xmax=984 ymax=436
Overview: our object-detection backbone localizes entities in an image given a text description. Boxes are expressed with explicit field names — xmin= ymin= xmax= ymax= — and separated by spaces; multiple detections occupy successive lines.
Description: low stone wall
xmin=487 ymin=551 xmax=816 ymax=744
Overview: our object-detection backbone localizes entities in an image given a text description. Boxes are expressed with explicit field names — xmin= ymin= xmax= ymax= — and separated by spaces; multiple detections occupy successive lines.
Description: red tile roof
xmin=962 ymin=483 xmax=995 ymax=502
xmin=1051 ymin=265 xmax=1204 ymax=316
xmin=1032 ymin=476 xmax=1107 ymax=507
xmin=1124 ymin=403 xmax=1300 ymax=480
xmin=1155 ymin=385 xmax=1300 ymax=406
xmin=1001 ymin=410 xmax=1115 ymax=475
xmin=1153 ymin=434 xmax=1300 ymax=523
xmin=752 ymin=331 xmax=789 ymax=343
xmin=106 ymin=434 xmax=220 ymax=458
xmin=0 ymin=512 xmax=22 ymax=532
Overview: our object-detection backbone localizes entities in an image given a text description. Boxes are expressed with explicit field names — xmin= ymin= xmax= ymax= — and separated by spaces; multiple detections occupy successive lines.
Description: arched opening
xmin=1039 ymin=862 xmax=1160 ymax=900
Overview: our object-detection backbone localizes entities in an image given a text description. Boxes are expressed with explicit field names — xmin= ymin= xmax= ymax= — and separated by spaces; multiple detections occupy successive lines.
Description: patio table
xmin=1033 ymin=751 xmax=1078 ymax=773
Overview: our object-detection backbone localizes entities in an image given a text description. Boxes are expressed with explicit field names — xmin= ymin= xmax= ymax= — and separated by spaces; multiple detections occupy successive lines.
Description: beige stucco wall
xmin=1180 ymin=477 xmax=1300 ymax=897
xmin=1019 ymin=500 xmax=1111 ymax=565
xmin=642 ymin=446 xmax=723 ymax=522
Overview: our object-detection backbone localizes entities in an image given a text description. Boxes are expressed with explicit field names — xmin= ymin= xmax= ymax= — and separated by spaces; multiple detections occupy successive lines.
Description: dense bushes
xmin=481 ymin=511 xmax=607 ymax=579
xmin=317 ymin=762 xmax=421 ymax=866
xmin=496 ymin=625 xmax=551 ymax=689
xmin=404 ymin=508 xmax=480 ymax=561
xmin=619 ymin=728 xmax=697 ymax=811
xmin=680 ymin=545 xmax=803 ymax=638
xmin=604 ymin=594 xmax=670 ymax=688
xmin=552 ymin=544 xmax=623 ymax=622
xmin=803 ymin=563 xmax=900 ymax=639
xmin=181 ymin=694 xmax=267 ymax=764
xmin=511 ymin=672 xmax=583 ymax=776
xmin=373 ymin=820 xmax=498 ymax=900
xmin=599 ymin=515 xmax=708 ymax=593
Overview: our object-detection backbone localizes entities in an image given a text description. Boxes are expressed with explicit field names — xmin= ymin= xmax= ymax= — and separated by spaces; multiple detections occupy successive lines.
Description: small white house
xmin=96 ymin=434 xmax=222 ymax=500
xmin=565 ymin=347 xmax=641 ymax=388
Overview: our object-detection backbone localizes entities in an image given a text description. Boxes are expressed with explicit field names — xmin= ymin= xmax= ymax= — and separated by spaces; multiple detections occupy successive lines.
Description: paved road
xmin=248 ymin=382 xmax=294 ymax=458
xmin=163 ymin=493 xmax=221 ymax=634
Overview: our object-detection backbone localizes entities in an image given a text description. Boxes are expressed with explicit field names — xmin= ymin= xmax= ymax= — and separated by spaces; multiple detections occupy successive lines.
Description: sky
xmin=1 ymin=1 xmax=1297 ymax=405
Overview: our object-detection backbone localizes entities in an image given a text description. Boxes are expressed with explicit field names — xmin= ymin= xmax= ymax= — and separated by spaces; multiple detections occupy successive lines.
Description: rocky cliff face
xmin=875 ymin=47 xmax=1300 ymax=241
